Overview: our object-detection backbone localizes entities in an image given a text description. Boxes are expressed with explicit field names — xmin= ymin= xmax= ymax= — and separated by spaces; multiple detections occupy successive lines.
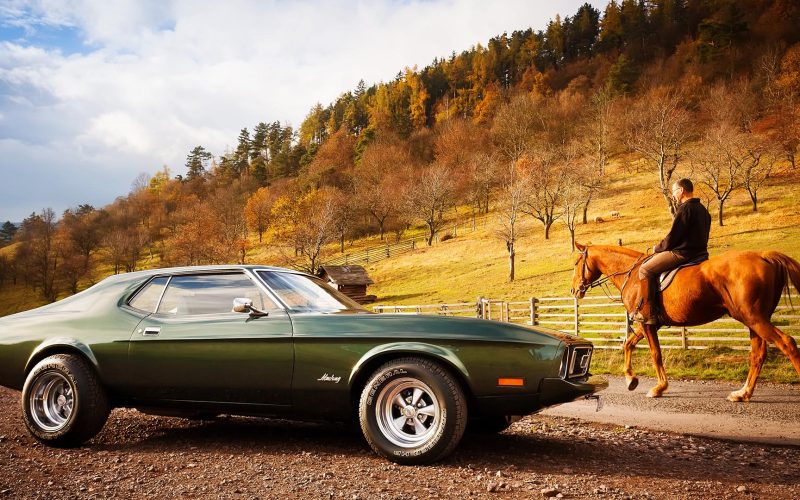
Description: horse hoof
xmin=727 ymin=392 xmax=749 ymax=403
xmin=626 ymin=377 xmax=639 ymax=391
xmin=647 ymin=388 xmax=664 ymax=398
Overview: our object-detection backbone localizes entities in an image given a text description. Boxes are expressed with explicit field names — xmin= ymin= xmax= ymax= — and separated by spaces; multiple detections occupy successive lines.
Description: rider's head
xmin=672 ymin=178 xmax=694 ymax=204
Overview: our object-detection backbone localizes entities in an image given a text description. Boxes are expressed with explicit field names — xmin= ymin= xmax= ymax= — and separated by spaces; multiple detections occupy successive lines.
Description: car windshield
xmin=257 ymin=271 xmax=365 ymax=313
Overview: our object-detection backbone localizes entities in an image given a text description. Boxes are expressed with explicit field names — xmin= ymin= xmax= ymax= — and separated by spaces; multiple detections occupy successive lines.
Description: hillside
xmin=366 ymin=162 xmax=800 ymax=305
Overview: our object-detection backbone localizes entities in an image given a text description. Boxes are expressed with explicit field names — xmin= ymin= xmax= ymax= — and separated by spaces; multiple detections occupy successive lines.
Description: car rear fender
xmin=25 ymin=338 xmax=99 ymax=375
xmin=348 ymin=342 xmax=473 ymax=398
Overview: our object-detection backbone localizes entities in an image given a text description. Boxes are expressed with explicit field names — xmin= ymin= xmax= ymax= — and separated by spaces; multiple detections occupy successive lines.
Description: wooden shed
xmin=318 ymin=265 xmax=376 ymax=304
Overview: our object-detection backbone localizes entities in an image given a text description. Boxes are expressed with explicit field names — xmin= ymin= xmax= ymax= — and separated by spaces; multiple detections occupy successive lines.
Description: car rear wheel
xmin=22 ymin=354 xmax=110 ymax=447
xmin=359 ymin=357 xmax=467 ymax=464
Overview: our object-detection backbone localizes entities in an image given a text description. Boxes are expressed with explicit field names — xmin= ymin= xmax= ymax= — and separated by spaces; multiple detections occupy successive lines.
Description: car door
xmin=127 ymin=271 xmax=293 ymax=406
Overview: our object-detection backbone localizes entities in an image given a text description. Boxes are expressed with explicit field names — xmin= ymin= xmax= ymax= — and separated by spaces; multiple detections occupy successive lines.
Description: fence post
xmin=504 ymin=301 xmax=510 ymax=323
xmin=681 ymin=326 xmax=688 ymax=349
xmin=386 ymin=242 xmax=390 ymax=258
xmin=476 ymin=296 xmax=484 ymax=319
xmin=530 ymin=297 xmax=538 ymax=326
xmin=573 ymin=297 xmax=580 ymax=336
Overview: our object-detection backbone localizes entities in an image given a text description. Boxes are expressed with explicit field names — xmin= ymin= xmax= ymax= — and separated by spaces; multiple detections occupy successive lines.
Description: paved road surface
xmin=544 ymin=375 xmax=800 ymax=446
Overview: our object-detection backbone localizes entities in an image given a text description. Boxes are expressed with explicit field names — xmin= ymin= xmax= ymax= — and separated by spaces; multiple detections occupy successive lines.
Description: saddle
xmin=656 ymin=252 xmax=709 ymax=292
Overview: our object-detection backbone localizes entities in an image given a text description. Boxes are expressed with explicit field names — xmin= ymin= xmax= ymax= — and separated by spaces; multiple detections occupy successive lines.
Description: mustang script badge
xmin=317 ymin=373 xmax=342 ymax=383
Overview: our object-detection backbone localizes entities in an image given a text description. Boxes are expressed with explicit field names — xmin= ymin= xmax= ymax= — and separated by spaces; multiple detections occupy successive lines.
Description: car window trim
xmin=252 ymin=268 xmax=361 ymax=313
xmin=153 ymin=275 xmax=172 ymax=314
xmin=252 ymin=268 xmax=303 ymax=312
xmin=125 ymin=275 xmax=171 ymax=314
xmin=150 ymin=270 xmax=286 ymax=318
xmin=244 ymin=269 xmax=288 ymax=312
xmin=124 ymin=268 xmax=289 ymax=316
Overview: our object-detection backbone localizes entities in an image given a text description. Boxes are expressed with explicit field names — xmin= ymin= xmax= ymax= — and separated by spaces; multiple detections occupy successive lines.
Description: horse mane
xmin=589 ymin=244 xmax=645 ymax=259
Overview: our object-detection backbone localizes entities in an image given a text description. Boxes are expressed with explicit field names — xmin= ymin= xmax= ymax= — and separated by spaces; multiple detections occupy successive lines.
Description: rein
xmin=577 ymin=247 xmax=646 ymax=302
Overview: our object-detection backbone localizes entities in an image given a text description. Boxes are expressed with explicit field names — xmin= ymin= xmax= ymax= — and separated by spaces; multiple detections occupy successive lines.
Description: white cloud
xmin=0 ymin=0 xmax=608 ymax=221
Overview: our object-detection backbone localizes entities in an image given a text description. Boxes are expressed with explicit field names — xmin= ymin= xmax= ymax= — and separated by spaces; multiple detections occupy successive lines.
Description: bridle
xmin=574 ymin=246 xmax=646 ymax=301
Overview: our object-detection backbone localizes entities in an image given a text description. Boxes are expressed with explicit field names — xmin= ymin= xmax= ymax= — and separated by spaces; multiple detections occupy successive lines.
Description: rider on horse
xmin=632 ymin=178 xmax=712 ymax=325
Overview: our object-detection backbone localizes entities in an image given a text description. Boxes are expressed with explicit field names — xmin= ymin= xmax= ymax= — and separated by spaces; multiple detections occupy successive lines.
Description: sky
xmin=0 ymin=0 xmax=608 ymax=222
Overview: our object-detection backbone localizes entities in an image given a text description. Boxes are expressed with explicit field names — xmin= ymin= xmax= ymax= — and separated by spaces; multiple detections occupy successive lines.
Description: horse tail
xmin=764 ymin=252 xmax=800 ymax=305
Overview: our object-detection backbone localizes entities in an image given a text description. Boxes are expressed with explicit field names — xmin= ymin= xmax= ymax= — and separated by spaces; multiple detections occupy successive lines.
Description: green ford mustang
xmin=0 ymin=265 xmax=606 ymax=464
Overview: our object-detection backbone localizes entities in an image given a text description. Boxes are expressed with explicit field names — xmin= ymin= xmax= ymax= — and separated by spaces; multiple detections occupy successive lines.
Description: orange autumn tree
xmin=244 ymin=187 xmax=274 ymax=242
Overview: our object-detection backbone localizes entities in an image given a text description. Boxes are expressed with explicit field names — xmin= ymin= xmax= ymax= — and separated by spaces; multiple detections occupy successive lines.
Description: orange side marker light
xmin=498 ymin=377 xmax=525 ymax=387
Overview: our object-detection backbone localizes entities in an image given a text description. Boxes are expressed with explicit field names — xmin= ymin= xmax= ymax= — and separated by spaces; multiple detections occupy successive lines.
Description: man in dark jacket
xmin=632 ymin=178 xmax=712 ymax=324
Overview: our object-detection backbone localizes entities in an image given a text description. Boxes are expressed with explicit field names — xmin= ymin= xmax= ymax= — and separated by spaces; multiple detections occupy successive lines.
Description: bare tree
xmin=403 ymin=163 xmax=455 ymax=246
xmin=520 ymin=147 xmax=570 ymax=240
xmin=354 ymin=141 xmax=410 ymax=240
xmin=741 ymin=140 xmax=776 ymax=212
xmin=463 ymin=152 xmax=501 ymax=217
xmin=561 ymin=164 xmax=591 ymax=251
xmin=495 ymin=164 xmax=529 ymax=282
xmin=16 ymin=209 xmax=60 ymax=301
xmin=331 ymin=189 xmax=356 ymax=253
xmin=692 ymin=124 xmax=744 ymax=226
xmin=579 ymin=89 xmax=615 ymax=223
xmin=623 ymin=87 xmax=694 ymax=217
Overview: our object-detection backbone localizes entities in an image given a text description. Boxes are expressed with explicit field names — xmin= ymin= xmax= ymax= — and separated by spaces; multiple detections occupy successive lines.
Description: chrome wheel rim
xmin=376 ymin=377 xmax=440 ymax=448
xmin=29 ymin=371 xmax=74 ymax=432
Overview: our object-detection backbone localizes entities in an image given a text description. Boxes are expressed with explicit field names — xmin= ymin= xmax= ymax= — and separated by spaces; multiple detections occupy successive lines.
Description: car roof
xmin=102 ymin=264 xmax=311 ymax=284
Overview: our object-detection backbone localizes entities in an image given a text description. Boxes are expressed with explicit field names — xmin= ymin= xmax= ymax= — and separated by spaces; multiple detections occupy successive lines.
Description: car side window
xmin=156 ymin=273 xmax=278 ymax=317
xmin=128 ymin=277 xmax=169 ymax=313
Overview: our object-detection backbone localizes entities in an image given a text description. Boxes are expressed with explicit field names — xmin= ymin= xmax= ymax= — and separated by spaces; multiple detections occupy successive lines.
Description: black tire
xmin=359 ymin=357 xmax=467 ymax=465
xmin=466 ymin=415 xmax=515 ymax=434
xmin=22 ymin=354 xmax=110 ymax=447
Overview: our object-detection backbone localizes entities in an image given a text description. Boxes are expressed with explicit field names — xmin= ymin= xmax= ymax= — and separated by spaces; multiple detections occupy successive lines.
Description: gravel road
xmin=1 ymin=381 xmax=798 ymax=499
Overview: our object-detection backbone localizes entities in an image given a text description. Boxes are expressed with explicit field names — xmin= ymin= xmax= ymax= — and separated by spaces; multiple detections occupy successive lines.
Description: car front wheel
xmin=22 ymin=354 xmax=110 ymax=447
xmin=359 ymin=357 xmax=467 ymax=464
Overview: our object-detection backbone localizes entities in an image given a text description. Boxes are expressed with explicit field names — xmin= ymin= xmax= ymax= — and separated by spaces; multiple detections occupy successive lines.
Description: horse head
xmin=570 ymin=242 xmax=602 ymax=299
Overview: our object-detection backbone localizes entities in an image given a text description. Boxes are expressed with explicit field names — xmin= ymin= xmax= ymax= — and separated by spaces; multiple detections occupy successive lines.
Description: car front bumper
xmin=473 ymin=375 xmax=608 ymax=417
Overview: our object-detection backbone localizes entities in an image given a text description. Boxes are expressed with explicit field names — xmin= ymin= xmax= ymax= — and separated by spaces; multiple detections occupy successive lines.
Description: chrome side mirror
xmin=232 ymin=297 xmax=269 ymax=317
xmin=233 ymin=298 xmax=253 ymax=313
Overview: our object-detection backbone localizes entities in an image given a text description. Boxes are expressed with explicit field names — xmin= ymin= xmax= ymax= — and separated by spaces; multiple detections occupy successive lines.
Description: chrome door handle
xmin=141 ymin=327 xmax=161 ymax=336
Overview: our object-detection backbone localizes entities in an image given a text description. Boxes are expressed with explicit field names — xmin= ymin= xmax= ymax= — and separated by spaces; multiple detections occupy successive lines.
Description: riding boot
xmin=632 ymin=277 xmax=662 ymax=325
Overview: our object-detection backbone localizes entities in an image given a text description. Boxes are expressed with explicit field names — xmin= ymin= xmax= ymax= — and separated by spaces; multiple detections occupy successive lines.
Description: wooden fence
xmin=372 ymin=295 xmax=800 ymax=350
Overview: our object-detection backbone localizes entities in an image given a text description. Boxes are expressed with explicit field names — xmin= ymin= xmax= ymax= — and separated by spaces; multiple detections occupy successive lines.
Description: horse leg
xmin=642 ymin=325 xmax=669 ymax=398
xmin=623 ymin=324 xmax=645 ymax=391
xmin=752 ymin=321 xmax=800 ymax=376
xmin=727 ymin=330 xmax=766 ymax=402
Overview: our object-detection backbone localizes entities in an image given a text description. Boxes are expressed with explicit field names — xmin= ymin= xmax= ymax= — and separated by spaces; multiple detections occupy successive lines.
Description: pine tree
xmin=234 ymin=128 xmax=251 ymax=177
xmin=0 ymin=221 xmax=18 ymax=246
xmin=185 ymin=146 xmax=212 ymax=181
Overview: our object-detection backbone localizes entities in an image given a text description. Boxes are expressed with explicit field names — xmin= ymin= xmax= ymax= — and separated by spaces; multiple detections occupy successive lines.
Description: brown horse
xmin=570 ymin=242 xmax=800 ymax=401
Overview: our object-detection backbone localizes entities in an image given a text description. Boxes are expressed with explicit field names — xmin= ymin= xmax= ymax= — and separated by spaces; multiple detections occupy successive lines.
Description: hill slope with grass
xmin=365 ymin=163 xmax=800 ymax=306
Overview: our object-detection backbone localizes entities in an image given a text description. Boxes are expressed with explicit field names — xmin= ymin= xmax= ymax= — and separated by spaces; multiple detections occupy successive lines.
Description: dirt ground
xmin=1 ymin=379 xmax=799 ymax=499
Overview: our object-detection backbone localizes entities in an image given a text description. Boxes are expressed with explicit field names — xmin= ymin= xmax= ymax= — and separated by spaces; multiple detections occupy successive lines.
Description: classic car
xmin=0 ymin=265 xmax=606 ymax=464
